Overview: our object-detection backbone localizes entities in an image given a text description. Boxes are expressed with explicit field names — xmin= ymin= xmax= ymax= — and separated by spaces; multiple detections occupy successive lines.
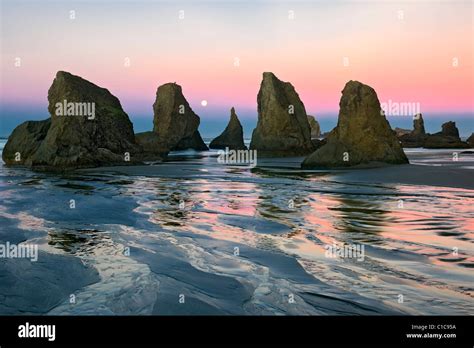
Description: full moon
xmin=201 ymin=100 xmax=208 ymax=107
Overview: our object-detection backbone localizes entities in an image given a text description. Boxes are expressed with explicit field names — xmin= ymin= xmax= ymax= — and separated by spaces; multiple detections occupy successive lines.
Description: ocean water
xmin=0 ymin=139 xmax=473 ymax=315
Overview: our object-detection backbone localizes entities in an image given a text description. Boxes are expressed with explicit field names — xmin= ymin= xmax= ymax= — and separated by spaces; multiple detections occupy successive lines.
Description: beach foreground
xmin=1 ymin=142 xmax=473 ymax=315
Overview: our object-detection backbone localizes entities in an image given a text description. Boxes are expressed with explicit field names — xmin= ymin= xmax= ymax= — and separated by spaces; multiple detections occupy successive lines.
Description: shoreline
xmin=77 ymin=149 xmax=474 ymax=190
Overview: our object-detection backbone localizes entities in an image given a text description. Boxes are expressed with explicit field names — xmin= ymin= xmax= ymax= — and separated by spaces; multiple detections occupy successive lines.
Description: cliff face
xmin=250 ymin=72 xmax=314 ymax=157
xmin=302 ymin=80 xmax=408 ymax=168
xmin=151 ymin=83 xmax=208 ymax=151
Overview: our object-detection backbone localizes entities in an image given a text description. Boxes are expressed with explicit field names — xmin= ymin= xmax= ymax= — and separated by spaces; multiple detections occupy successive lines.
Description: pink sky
xmin=1 ymin=0 xmax=473 ymax=117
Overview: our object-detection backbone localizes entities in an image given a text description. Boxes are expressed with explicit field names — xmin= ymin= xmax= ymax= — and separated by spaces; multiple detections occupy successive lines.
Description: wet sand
xmin=80 ymin=149 xmax=474 ymax=190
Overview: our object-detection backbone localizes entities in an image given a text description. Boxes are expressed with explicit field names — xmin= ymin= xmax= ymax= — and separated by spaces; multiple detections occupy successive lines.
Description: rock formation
xmin=398 ymin=113 xmax=427 ymax=147
xmin=394 ymin=128 xmax=411 ymax=137
xmin=307 ymin=115 xmax=321 ymax=138
xmin=302 ymin=80 xmax=408 ymax=168
xmin=139 ymin=82 xmax=208 ymax=152
xmin=467 ymin=133 xmax=474 ymax=148
xmin=134 ymin=131 xmax=169 ymax=160
xmin=423 ymin=121 xmax=469 ymax=148
xmin=2 ymin=120 xmax=51 ymax=165
xmin=249 ymin=72 xmax=314 ymax=157
xmin=3 ymin=71 xmax=140 ymax=170
xmin=209 ymin=107 xmax=247 ymax=150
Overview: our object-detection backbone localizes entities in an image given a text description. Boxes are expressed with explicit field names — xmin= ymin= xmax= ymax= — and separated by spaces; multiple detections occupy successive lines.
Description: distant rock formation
xmin=302 ymin=80 xmax=408 ymax=168
xmin=423 ymin=121 xmax=469 ymax=148
xmin=138 ymin=82 xmax=208 ymax=152
xmin=209 ymin=107 xmax=247 ymax=150
xmin=3 ymin=71 xmax=140 ymax=170
xmin=307 ymin=115 xmax=321 ymax=138
xmin=250 ymin=72 xmax=314 ymax=157
xmin=394 ymin=128 xmax=411 ymax=137
xmin=398 ymin=113 xmax=427 ymax=147
xmin=467 ymin=133 xmax=474 ymax=148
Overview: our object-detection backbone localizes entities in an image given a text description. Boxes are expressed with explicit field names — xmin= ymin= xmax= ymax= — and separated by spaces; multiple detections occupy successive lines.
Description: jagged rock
xmin=173 ymin=130 xmax=208 ymax=151
xmin=398 ymin=113 xmax=427 ymax=147
xmin=250 ymin=72 xmax=314 ymax=157
xmin=152 ymin=83 xmax=208 ymax=151
xmin=467 ymin=133 xmax=474 ymax=148
xmin=311 ymin=138 xmax=327 ymax=150
xmin=2 ymin=119 xmax=51 ymax=165
xmin=440 ymin=121 xmax=459 ymax=137
xmin=209 ymin=107 xmax=246 ymax=150
xmin=302 ymin=81 xmax=408 ymax=168
xmin=423 ymin=121 xmax=469 ymax=148
xmin=307 ymin=115 xmax=321 ymax=138
xmin=412 ymin=113 xmax=426 ymax=135
xmin=394 ymin=128 xmax=411 ymax=137
xmin=3 ymin=71 xmax=140 ymax=170
xmin=134 ymin=132 xmax=168 ymax=161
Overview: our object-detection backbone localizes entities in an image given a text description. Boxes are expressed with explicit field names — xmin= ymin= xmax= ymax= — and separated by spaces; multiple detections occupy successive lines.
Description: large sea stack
xmin=398 ymin=113 xmax=427 ymax=147
xmin=209 ymin=107 xmax=246 ymax=150
xmin=136 ymin=83 xmax=207 ymax=153
xmin=302 ymin=81 xmax=408 ymax=168
xmin=2 ymin=71 xmax=140 ymax=170
xmin=423 ymin=121 xmax=470 ymax=148
xmin=249 ymin=72 xmax=314 ymax=157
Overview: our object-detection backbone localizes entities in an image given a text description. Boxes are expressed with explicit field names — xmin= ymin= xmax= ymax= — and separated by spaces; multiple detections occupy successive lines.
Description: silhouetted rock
xmin=412 ymin=113 xmax=426 ymax=135
xmin=3 ymin=71 xmax=140 ymax=170
xmin=209 ymin=107 xmax=246 ymax=150
xmin=134 ymin=131 xmax=168 ymax=161
xmin=302 ymin=81 xmax=408 ymax=168
xmin=2 ymin=120 xmax=51 ymax=165
xmin=467 ymin=133 xmax=474 ymax=148
xmin=173 ymin=130 xmax=208 ymax=151
xmin=394 ymin=127 xmax=411 ymax=137
xmin=423 ymin=121 xmax=469 ymax=148
xmin=399 ymin=113 xmax=427 ymax=147
xmin=250 ymin=72 xmax=314 ymax=157
xmin=311 ymin=138 xmax=327 ymax=150
xmin=307 ymin=115 xmax=321 ymax=138
xmin=152 ymin=83 xmax=208 ymax=151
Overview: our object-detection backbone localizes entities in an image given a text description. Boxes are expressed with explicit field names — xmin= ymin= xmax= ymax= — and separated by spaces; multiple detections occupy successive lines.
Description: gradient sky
xmin=1 ymin=0 xmax=473 ymax=135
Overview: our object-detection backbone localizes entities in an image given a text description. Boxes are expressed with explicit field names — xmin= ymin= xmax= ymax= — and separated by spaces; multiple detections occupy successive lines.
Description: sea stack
xmin=302 ymin=80 xmax=408 ymax=168
xmin=398 ymin=113 xmax=427 ymax=147
xmin=423 ymin=121 xmax=469 ymax=148
xmin=209 ymin=107 xmax=247 ymax=150
xmin=2 ymin=71 xmax=140 ymax=170
xmin=249 ymin=72 xmax=314 ymax=157
xmin=307 ymin=115 xmax=321 ymax=138
xmin=137 ymin=82 xmax=208 ymax=152
xmin=467 ymin=133 xmax=474 ymax=148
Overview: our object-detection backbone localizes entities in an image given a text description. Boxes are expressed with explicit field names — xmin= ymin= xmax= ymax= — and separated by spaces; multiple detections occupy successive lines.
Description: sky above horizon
xmin=1 ymin=0 xmax=473 ymax=132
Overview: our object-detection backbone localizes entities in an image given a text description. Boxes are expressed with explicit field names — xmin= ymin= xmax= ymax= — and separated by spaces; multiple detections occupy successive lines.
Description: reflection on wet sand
xmin=0 ymin=150 xmax=473 ymax=315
